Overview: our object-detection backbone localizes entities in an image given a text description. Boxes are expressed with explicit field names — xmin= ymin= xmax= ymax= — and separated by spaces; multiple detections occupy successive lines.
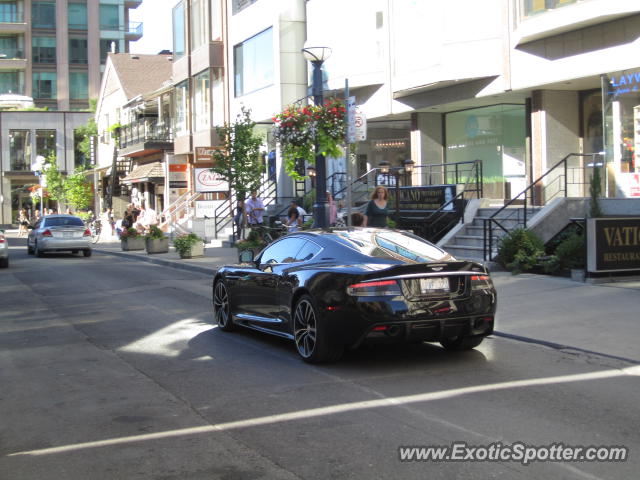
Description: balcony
xmin=125 ymin=21 xmax=143 ymax=41
xmin=118 ymin=119 xmax=173 ymax=157
xmin=124 ymin=0 xmax=143 ymax=7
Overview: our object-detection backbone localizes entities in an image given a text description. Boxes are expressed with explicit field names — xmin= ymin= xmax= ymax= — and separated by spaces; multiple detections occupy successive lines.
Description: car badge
xmin=431 ymin=266 xmax=443 ymax=272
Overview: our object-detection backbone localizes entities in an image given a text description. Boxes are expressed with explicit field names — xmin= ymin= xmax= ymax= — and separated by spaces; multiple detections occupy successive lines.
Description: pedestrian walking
xmin=18 ymin=209 xmax=29 ymax=237
xmin=364 ymin=186 xmax=389 ymax=228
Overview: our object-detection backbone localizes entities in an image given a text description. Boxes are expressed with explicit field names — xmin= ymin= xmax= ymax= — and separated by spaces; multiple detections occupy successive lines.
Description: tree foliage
xmin=210 ymin=107 xmax=264 ymax=201
xmin=65 ymin=167 xmax=93 ymax=210
xmin=589 ymin=165 xmax=603 ymax=218
xmin=43 ymin=155 xmax=66 ymax=206
xmin=75 ymin=99 xmax=98 ymax=167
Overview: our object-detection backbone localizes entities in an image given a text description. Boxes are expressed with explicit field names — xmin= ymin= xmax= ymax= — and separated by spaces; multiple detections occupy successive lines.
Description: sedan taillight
xmin=83 ymin=228 xmax=91 ymax=237
xmin=42 ymin=229 xmax=53 ymax=237
xmin=0 ymin=234 xmax=5 ymax=243
xmin=347 ymin=279 xmax=401 ymax=297
xmin=470 ymin=274 xmax=492 ymax=290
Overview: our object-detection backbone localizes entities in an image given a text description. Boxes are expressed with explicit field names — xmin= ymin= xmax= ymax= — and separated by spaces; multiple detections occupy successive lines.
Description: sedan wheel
xmin=27 ymin=243 xmax=34 ymax=255
xmin=213 ymin=281 xmax=234 ymax=331
xmin=440 ymin=335 xmax=484 ymax=351
xmin=35 ymin=241 xmax=44 ymax=258
xmin=294 ymin=294 xmax=342 ymax=363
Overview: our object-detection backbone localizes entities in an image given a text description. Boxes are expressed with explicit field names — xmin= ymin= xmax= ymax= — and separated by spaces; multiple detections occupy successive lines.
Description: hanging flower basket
xmin=273 ymin=98 xmax=347 ymax=180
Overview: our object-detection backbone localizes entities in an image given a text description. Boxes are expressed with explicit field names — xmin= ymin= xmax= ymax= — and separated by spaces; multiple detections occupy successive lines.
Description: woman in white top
xmin=284 ymin=207 xmax=302 ymax=233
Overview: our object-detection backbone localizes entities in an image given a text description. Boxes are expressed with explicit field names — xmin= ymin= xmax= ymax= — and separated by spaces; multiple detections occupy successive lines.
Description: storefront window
xmin=446 ymin=105 xmax=526 ymax=199
xmin=234 ymin=27 xmax=273 ymax=97
xmin=9 ymin=130 xmax=31 ymax=171
xmin=175 ymin=80 xmax=189 ymax=135
xmin=172 ymin=1 xmax=186 ymax=60
xmin=193 ymin=69 xmax=211 ymax=131
xmin=36 ymin=130 xmax=56 ymax=159
xmin=602 ymin=70 xmax=640 ymax=197
xmin=190 ymin=0 xmax=207 ymax=51
xmin=518 ymin=0 xmax=581 ymax=20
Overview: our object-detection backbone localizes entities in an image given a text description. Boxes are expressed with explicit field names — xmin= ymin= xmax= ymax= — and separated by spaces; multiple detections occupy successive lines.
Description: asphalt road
xmin=1 ymin=240 xmax=639 ymax=479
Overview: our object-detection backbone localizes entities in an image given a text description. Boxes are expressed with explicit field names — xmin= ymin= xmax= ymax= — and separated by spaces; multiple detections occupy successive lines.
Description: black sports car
xmin=212 ymin=229 xmax=496 ymax=363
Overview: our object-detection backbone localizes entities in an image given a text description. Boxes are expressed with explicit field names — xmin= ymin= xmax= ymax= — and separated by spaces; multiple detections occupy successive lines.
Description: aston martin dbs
xmin=212 ymin=229 xmax=496 ymax=363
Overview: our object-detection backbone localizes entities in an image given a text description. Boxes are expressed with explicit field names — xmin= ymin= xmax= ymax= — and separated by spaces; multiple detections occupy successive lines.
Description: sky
xmin=129 ymin=0 xmax=176 ymax=55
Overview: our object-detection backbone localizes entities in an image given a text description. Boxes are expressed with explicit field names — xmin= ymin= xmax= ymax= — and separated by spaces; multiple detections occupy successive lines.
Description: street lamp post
xmin=302 ymin=45 xmax=331 ymax=229
xmin=379 ymin=159 xmax=415 ymax=222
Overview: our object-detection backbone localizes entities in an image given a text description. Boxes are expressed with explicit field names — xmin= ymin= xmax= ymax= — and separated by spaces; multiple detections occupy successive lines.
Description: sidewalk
xmin=93 ymin=236 xmax=238 ymax=275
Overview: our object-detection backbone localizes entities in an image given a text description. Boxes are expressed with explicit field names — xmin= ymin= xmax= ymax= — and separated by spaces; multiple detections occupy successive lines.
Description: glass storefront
xmin=445 ymin=105 xmax=526 ymax=199
xmin=602 ymin=69 xmax=640 ymax=197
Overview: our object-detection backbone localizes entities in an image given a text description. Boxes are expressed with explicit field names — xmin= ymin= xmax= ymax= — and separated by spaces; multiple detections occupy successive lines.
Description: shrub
xmin=173 ymin=233 xmax=203 ymax=257
xmin=555 ymin=232 xmax=585 ymax=269
xmin=145 ymin=225 xmax=166 ymax=240
xmin=496 ymin=228 xmax=544 ymax=274
xmin=120 ymin=227 xmax=139 ymax=239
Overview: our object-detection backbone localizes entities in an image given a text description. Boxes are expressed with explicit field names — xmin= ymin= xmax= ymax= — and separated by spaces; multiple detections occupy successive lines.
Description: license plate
xmin=420 ymin=277 xmax=449 ymax=293
xmin=63 ymin=232 xmax=73 ymax=238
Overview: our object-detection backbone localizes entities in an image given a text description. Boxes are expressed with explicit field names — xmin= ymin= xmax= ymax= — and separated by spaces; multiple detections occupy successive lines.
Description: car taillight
xmin=470 ymin=274 xmax=492 ymax=290
xmin=347 ymin=279 xmax=401 ymax=297
xmin=42 ymin=229 xmax=53 ymax=237
xmin=0 ymin=234 xmax=5 ymax=243
xmin=83 ymin=228 xmax=91 ymax=237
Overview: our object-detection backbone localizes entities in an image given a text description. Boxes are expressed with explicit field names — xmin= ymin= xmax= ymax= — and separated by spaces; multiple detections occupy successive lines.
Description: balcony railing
xmin=127 ymin=21 xmax=143 ymax=36
xmin=0 ymin=10 xmax=24 ymax=23
xmin=10 ymin=159 xmax=31 ymax=171
xmin=118 ymin=119 xmax=173 ymax=150
xmin=100 ymin=21 xmax=143 ymax=35
xmin=0 ymin=49 xmax=24 ymax=59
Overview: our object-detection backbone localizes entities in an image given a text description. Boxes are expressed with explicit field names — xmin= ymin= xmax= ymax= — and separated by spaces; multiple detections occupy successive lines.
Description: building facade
xmin=304 ymin=0 xmax=640 ymax=202
xmin=0 ymin=0 xmax=142 ymax=110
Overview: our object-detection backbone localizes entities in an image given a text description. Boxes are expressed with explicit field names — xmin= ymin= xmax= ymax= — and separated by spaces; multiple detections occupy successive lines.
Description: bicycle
xmin=87 ymin=219 xmax=102 ymax=244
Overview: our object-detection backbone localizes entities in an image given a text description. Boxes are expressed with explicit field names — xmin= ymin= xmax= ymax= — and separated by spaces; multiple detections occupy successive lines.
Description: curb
xmin=93 ymin=248 xmax=218 ymax=276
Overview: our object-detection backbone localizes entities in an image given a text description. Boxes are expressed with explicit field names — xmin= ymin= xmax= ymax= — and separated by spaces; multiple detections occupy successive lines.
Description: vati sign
xmin=195 ymin=147 xmax=217 ymax=163
xmin=587 ymin=217 xmax=640 ymax=272
xmin=195 ymin=167 xmax=228 ymax=192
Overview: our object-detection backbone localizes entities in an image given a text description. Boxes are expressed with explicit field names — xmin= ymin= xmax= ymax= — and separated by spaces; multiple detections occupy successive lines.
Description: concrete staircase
xmin=440 ymin=206 xmax=541 ymax=262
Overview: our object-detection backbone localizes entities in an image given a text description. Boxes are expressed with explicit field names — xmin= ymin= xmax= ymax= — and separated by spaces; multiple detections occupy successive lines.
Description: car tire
xmin=213 ymin=280 xmax=235 ymax=331
xmin=0 ymin=257 xmax=8 ymax=268
xmin=27 ymin=243 xmax=34 ymax=255
xmin=35 ymin=241 xmax=44 ymax=258
xmin=83 ymin=249 xmax=92 ymax=257
xmin=440 ymin=335 xmax=484 ymax=351
xmin=293 ymin=294 xmax=343 ymax=363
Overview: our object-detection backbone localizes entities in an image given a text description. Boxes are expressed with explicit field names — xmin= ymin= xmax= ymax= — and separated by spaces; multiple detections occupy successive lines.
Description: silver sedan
xmin=27 ymin=215 xmax=92 ymax=257
xmin=0 ymin=229 xmax=8 ymax=268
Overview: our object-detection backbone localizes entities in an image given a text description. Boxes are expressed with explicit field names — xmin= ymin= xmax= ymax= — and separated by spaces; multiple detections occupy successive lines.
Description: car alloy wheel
xmin=213 ymin=281 xmax=234 ymax=331
xmin=294 ymin=297 xmax=317 ymax=360
xmin=293 ymin=294 xmax=343 ymax=363
xmin=35 ymin=241 xmax=44 ymax=257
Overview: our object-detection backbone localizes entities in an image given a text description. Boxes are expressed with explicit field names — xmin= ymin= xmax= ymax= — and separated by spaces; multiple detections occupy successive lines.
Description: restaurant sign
xmin=587 ymin=217 xmax=640 ymax=272
xmin=195 ymin=167 xmax=229 ymax=192
xmin=397 ymin=185 xmax=457 ymax=212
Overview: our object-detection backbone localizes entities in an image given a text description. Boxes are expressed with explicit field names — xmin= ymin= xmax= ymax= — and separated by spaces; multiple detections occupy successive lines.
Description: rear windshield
xmin=333 ymin=230 xmax=451 ymax=263
xmin=44 ymin=217 xmax=85 ymax=227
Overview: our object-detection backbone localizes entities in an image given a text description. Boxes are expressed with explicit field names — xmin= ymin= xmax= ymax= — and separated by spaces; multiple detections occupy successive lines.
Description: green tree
xmin=589 ymin=164 xmax=603 ymax=218
xmin=75 ymin=99 xmax=98 ymax=168
xmin=210 ymin=107 xmax=264 ymax=201
xmin=43 ymin=155 xmax=66 ymax=210
xmin=65 ymin=167 xmax=93 ymax=211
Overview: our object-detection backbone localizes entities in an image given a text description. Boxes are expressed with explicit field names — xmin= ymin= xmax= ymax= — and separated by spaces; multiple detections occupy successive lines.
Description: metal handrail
xmin=483 ymin=152 xmax=601 ymax=261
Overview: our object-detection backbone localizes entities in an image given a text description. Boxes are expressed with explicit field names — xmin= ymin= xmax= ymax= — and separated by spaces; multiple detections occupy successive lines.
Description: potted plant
xmin=273 ymin=98 xmax=346 ymax=180
xmin=235 ymin=229 xmax=267 ymax=261
xmin=173 ymin=233 xmax=205 ymax=259
xmin=145 ymin=225 xmax=169 ymax=254
xmin=120 ymin=227 xmax=145 ymax=251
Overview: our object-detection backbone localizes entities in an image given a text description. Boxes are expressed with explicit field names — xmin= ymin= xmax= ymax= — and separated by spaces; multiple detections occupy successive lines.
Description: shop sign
xmin=195 ymin=167 xmax=228 ymax=192
xmin=195 ymin=147 xmax=217 ymax=164
xmin=169 ymin=163 xmax=188 ymax=188
xmin=587 ymin=217 xmax=640 ymax=272
xmin=195 ymin=200 xmax=226 ymax=218
xmin=396 ymin=185 xmax=457 ymax=212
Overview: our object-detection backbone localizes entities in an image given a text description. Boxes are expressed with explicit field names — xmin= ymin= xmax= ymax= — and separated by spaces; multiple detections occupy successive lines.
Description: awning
xmin=122 ymin=161 xmax=165 ymax=184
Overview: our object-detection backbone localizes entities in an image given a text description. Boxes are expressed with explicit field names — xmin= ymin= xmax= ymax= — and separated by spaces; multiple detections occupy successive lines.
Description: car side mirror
xmin=239 ymin=249 xmax=254 ymax=263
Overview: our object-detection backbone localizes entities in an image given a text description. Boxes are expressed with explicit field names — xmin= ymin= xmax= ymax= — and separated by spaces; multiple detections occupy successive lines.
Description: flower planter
xmin=145 ymin=237 xmax=169 ymax=254
xmin=121 ymin=237 xmax=145 ymax=251
xmin=178 ymin=241 xmax=204 ymax=259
